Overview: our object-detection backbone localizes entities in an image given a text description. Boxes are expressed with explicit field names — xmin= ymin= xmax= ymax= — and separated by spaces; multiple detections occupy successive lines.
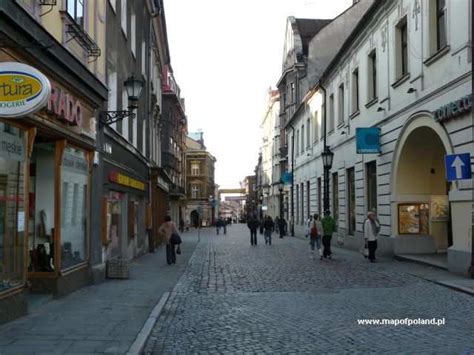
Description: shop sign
xmin=46 ymin=84 xmax=83 ymax=126
xmin=356 ymin=127 xmax=381 ymax=154
xmin=434 ymin=94 xmax=472 ymax=123
xmin=281 ymin=171 xmax=293 ymax=184
xmin=109 ymin=171 xmax=145 ymax=191
xmin=0 ymin=130 xmax=25 ymax=162
xmin=62 ymin=152 xmax=88 ymax=174
xmin=0 ymin=62 xmax=51 ymax=118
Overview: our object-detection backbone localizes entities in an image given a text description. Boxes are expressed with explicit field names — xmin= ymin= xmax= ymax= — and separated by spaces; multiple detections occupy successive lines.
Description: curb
xmin=126 ymin=291 xmax=170 ymax=355
xmin=393 ymin=255 xmax=448 ymax=271
xmin=432 ymin=280 xmax=474 ymax=297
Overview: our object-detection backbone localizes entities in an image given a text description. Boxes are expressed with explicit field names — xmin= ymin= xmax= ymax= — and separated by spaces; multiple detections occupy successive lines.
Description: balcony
xmin=162 ymin=151 xmax=178 ymax=170
xmin=169 ymin=184 xmax=185 ymax=198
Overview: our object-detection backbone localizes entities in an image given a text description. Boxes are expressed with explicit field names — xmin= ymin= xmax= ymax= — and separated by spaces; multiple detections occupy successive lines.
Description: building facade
xmin=284 ymin=0 xmax=472 ymax=274
xmin=185 ymin=133 xmax=216 ymax=227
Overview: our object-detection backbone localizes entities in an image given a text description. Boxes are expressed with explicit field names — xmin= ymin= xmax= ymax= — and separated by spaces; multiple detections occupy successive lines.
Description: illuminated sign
xmin=109 ymin=171 xmax=145 ymax=191
xmin=0 ymin=62 xmax=51 ymax=117
xmin=434 ymin=94 xmax=472 ymax=123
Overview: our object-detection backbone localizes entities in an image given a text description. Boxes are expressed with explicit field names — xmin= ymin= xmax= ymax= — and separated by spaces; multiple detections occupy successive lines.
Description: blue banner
xmin=281 ymin=172 xmax=293 ymax=185
xmin=356 ymin=127 xmax=381 ymax=154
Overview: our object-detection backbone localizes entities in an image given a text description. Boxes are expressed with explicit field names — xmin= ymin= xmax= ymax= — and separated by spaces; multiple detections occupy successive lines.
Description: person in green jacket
xmin=321 ymin=210 xmax=336 ymax=259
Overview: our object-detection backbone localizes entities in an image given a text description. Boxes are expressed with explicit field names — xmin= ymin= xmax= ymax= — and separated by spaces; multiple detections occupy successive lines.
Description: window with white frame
xmin=131 ymin=9 xmax=136 ymax=56
xmin=338 ymin=83 xmax=344 ymax=125
xmin=367 ymin=50 xmax=377 ymax=101
xmin=290 ymin=82 xmax=295 ymax=103
xmin=121 ymin=0 xmax=127 ymax=37
xmin=429 ymin=0 xmax=447 ymax=54
xmin=66 ymin=0 xmax=84 ymax=27
xmin=191 ymin=163 xmax=200 ymax=176
xmin=191 ymin=185 xmax=200 ymax=199
xmin=395 ymin=17 xmax=408 ymax=78
xmin=141 ymin=41 xmax=146 ymax=75
xmin=351 ymin=68 xmax=359 ymax=113
xmin=306 ymin=118 xmax=310 ymax=148
xmin=328 ymin=94 xmax=335 ymax=132
xmin=300 ymin=124 xmax=305 ymax=154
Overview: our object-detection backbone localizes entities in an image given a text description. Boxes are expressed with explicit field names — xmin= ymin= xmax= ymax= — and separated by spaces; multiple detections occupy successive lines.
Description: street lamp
xmin=321 ymin=146 xmax=334 ymax=214
xmin=99 ymin=75 xmax=144 ymax=127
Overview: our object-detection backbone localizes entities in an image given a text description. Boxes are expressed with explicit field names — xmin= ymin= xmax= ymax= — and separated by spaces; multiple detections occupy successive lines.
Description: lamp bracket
xmin=99 ymin=111 xmax=136 ymax=127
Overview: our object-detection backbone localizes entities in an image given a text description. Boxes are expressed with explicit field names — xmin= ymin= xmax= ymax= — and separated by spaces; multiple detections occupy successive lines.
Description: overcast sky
xmin=165 ymin=0 xmax=352 ymax=189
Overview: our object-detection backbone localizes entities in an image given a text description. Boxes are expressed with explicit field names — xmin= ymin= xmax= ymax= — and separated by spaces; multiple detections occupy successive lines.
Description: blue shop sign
xmin=281 ymin=172 xmax=293 ymax=184
xmin=356 ymin=127 xmax=381 ymax=154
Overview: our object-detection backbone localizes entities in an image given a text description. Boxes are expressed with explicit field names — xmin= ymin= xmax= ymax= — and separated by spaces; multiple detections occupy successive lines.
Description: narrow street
xmin=144 ymin=225 xmax=474 ymax=354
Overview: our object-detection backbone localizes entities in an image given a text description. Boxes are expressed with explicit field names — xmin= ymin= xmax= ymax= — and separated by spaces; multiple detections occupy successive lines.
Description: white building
xmin=260 ymin=89 xmax=281 ymax=218
xmin=283 ymin=0 xmax=472 ymax=274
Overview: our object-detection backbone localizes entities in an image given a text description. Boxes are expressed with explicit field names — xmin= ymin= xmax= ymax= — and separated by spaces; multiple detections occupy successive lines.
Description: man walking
xmin=364 ymin=211 xmax=380 ymax=262
xmin=247 ymin=214 xmax=259 ymax=246
xmin=263 ymin=215 xmax=274 ymax=245
xmin=278 ymin=217 xmax=286 ymax=238
xmin=321 ymin=210 xmax=336 ymax=259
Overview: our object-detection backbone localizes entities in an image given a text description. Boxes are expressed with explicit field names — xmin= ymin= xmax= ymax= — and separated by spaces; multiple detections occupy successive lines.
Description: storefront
xmin=101 ymin=136 xmax=150 ymax=263
xmin=0 ymin=39 xmax=106 ymax=324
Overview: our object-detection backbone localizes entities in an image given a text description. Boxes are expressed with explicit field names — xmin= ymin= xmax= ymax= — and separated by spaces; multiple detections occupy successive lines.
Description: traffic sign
xmin=445 ymin=153 xmax=472 ymax=181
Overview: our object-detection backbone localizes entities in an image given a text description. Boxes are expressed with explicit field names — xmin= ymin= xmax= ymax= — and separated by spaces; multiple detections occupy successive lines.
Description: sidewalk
xmin=0 ymin=231 xmax=200 ymax=354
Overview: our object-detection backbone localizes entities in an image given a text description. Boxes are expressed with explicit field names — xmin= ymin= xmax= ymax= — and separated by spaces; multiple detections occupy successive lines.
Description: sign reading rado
xmin=0 ymin=62 xmax=51 ymax=118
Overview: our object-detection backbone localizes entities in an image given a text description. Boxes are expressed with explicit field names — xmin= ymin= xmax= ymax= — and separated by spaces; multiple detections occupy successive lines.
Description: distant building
xmin=185 ymin=133 xmax=216 ymax=227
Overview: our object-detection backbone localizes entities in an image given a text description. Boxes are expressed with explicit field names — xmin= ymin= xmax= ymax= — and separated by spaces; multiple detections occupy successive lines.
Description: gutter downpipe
xmin=288 ymin=122 xmax=295 ymax=236
xmin=320 ymin=83 xmax=330 ymax=214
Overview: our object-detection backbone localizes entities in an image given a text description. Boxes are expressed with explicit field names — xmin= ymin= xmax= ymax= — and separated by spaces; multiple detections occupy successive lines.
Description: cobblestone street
xmin=144 ymin=224 xmax=474 ymax=354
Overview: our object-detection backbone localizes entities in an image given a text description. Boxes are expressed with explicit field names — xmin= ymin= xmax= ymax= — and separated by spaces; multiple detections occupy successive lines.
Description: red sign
xmin=46 ymin=84 xmax=83 ymax=126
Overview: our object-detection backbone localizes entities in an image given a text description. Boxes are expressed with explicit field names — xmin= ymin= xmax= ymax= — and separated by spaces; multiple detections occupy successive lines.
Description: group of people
xmin=246 ymin=210 xmax=380 ymax=263
xmin=216 ymin=216 xmax=232 ymax=235
xmin=246 ymin=214 xmax=288 ymax=246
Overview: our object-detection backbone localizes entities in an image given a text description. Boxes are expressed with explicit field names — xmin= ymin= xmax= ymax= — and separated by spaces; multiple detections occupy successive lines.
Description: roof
xmin=294 ymin=18 xmax=332 ymax=47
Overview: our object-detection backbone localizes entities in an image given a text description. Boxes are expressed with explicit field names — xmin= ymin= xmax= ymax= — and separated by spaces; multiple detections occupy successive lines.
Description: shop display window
xmin=398 ymin=203 xmax=429 ymax=234
xmin=107 ymin=191 xmax=123 ymax=259
xmin=0 ymin=124 xmax=26 ymax=291
xmin=29 ymin=142 xmax=56 ymax=272
xmin=60 ymin=146 xmax=88 ymax=270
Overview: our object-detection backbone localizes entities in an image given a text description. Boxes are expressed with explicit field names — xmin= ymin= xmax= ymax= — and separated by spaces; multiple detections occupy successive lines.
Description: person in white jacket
xmin=363 ymin=211 xmax=380 ymax=262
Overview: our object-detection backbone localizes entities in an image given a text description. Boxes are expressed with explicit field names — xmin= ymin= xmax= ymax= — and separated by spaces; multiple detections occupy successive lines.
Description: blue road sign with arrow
xmin=445 ymin=153 xmax=472 ymax=181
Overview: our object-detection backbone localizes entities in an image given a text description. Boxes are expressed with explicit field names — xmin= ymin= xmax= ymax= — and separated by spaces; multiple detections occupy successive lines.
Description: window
xmin=396 ymin=18 xmax=408 ymax=78
xmin=121 ymin=0 xmax=127 ymax=37
xmin=132 ymin=107 xmax=137 ymax=146
xmin=107 ymin=71 xmax=117 ymax=129
xmin=306 ymin=181 xmax=310 ymax=219
xmin=306 ymin=118 xmax=310 ymax=148
xmin=109 ymin=0 xmax=116 ymax=12
xmin=191 ymin=163 xmax=200 ymax=176
xmin=66 ymin=0 xmax=84 ymax=27
xmin=313 ymin=111 xmax=319 ymax=143
xmin=366 ymin=161 xmax=377 ymax=213
xmin=300 ymin=125 xmax=304 ymax=154
xmin=295 ymin=129 xmax=299 ymax=156
xmin=300 ymin=182 xmax=304 ymax=224
xmin=121 ymin=89 xmax=129 ymax=140
xmin=347 ymin=167 xmax=355 ymax=235
xmin=131 ymin=9 xmax=136 ymax=56
xmin=191 ymin=185 xmax=200 ymax=199
xmin=141 ymin=41 xmax=146 ymax=75
xmin=368 ymin=51 xmax=377 ymax=100
xmin=398 ymin=203 xmax=429 ymax=234
xmin=290 ymin=82 xmax=295 ymax=103
xmin=329 ymin=94 xmax=335 ymax=132
xmin=332 ymin=172 xmax=339 ymax=223
xmin=338 ymin=83 xmax=345 ymax=125
xmin=436 ymin=0 xmax=447 ymax=50
xmin=351 ymin=68 xmax=359 ymax=113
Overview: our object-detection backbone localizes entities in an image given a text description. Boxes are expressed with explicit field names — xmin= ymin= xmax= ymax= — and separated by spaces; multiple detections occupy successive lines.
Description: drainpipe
xmin=289 ymin=123 xmax=295 ymax=236
xmin=320 ymin=84 xmax=330 ymax=214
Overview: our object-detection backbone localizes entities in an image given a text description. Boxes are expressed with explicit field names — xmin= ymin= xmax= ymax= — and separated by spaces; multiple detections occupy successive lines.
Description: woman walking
xmin=310 ymin=214 xmax=324 ymax=260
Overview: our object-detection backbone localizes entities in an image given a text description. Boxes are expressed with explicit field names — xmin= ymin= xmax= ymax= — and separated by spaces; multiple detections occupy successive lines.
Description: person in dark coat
xmin=278 ymin=217 xmax=286 ymax=238
xmin=263 ymin=215 xmax=275 ymax=245
xmin=247 ymin=214 xmax=259 ymax=246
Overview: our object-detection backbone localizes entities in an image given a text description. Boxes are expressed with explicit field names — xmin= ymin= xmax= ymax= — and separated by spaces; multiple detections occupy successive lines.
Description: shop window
xmin=332 ymin=172 xmax=339 ymax=224
xmin=366 ymin=161 xmax=377 ymax=213
xmin=0 ymin=124 xmax=26 ymax=291
xmin=29 ymin=142 xmax=56 ymax=273
xmin=60 ymin=146 xmax=88 ymax=270
xmin=347 ymin=167 xmax=355 ymax=235
xmin=106 ymin=192 xmax=123 ymax=259
xmin=128 ymin=198 xmax=138 ymax=241
xmin=398 ymin=203 xmax=429 ymax=234
xmin=66 ymin=0 xmax=84 ymax=27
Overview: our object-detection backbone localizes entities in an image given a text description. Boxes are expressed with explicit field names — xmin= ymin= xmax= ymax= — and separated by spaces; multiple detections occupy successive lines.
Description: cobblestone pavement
xmin=144 ymin=224 xmax=474 ymax=354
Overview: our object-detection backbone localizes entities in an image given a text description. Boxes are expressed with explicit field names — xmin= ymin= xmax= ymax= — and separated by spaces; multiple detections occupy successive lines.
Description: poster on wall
xmin=398 ymin=203 xmax=430 ymax=234
xmin=431 ymin=195 xmax=449 ymax=221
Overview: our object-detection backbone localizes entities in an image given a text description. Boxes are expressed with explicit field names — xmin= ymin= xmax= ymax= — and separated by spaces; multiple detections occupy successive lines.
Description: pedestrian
xmin=179 ymin=218 xmax=185 ymax=233
xmin=263 ymin=215 xmax=274 ymax=245
xmin=321 ymin=210 xmax=336 ymax=259
xmin=274 ymin=216 xmax=280 ymax=234
xmin=247 ymin=214 xmax=259 ymax=245
xmin=364 ymin=211 xmax=380 ymax=262
xmin=278 ymin=217 xmax=286 ymax=238
xmin=259 ymin=218 xmax=264 ymax=235
xmin=216 ymin=217 xmax=222 ymax=234
xmin=310 ymin=214 xmax=324 ymax=260
xmin=158 ymin=216 xmax=180 ymax=265
xmin=305 ymin=215 xmax=313 ymax=238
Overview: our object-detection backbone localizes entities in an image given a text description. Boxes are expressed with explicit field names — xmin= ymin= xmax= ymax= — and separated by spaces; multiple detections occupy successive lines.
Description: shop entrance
xmin=394 ymin=123 xmax=452 ymax=255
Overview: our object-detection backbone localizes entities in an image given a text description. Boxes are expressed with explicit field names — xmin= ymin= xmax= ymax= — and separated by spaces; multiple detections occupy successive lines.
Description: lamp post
xmin=321 ymin=146 xmax=334 ymax=214
xmin=209 ymin=195 xmax=215 ymax=226
xmin=99 ymin=75 xmax=144 ymax=127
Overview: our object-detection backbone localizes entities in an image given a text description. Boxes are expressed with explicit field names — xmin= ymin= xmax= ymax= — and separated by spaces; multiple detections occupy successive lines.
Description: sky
xmin=165 ymin=0 xmax=353 ymax=189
